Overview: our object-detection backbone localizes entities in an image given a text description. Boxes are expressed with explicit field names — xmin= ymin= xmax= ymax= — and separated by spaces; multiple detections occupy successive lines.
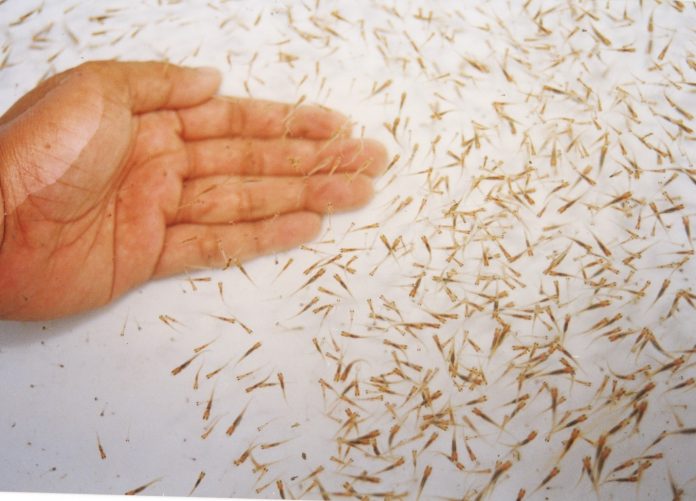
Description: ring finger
xmin=173 ymin=173 xmax=374 ymax=224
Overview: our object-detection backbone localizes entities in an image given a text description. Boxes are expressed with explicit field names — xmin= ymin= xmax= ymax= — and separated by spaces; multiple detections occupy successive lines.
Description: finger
xmin=174 ymin=174 xmax=374 ymax=224
xmin=185 ymin=137 xmax=388 ymax=178
xmin=77 ymin=60 xmax=221 ymax=113
xmin=154 ymin=212 xmax=321 ymax=278
xmin=176 ymin=96 xmax=352 ymax=140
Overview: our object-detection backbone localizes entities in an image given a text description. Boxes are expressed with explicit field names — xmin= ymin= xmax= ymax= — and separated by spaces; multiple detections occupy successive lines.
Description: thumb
xmin=98 ymin=60 xmax=222 ymax=113
xmin=0 ymin=61 xmax=223 ymax=124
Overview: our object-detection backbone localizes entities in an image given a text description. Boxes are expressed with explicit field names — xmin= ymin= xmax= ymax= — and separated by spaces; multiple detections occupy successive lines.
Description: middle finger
xmin=173 ymin=173 xmax=374 ymax=225
xmin=184 ymin=137 xmax=387 ymax=179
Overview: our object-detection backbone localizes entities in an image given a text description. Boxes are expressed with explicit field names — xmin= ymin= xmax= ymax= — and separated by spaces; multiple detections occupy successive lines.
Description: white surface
xmin=1 ymin=0 xmax=695 ymax=499
xmin=0 ymin=494 xmax=250 ymax=501
xmin=0 ymin=494 xmax=229 ymax=501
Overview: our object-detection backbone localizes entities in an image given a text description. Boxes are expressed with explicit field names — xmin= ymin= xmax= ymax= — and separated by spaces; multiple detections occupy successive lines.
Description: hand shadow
xmin=0 ymin=298 xmax=127 ymax=349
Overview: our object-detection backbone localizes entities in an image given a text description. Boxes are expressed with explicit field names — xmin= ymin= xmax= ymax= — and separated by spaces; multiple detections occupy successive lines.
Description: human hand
xmin=0 ymin=61 xmax=386 ymax=321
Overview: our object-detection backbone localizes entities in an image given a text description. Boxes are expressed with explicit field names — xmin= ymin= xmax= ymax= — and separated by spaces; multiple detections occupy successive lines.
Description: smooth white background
xmin=1 ymin=1 xmax=695 ymax=499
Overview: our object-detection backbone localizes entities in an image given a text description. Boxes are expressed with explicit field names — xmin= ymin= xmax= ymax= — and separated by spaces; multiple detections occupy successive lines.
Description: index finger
xmin=176 ymin=96 xmax=353 ymax=141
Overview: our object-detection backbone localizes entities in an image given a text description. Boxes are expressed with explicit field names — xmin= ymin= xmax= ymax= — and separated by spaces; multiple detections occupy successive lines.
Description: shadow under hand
xmin=0 ymin=297 xmax=128 ymax=349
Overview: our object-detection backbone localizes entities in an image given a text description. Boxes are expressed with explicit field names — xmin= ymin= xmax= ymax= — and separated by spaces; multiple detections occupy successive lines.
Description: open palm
xmin=0 ymin=61 xmax=385 ymax=320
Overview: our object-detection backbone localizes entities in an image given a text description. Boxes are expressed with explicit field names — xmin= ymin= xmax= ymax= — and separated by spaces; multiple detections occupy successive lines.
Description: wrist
xmin=0 ymin=171 xmax=4 ymax=249
xmin=0 ymin=127 xmax=6 ymax=249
